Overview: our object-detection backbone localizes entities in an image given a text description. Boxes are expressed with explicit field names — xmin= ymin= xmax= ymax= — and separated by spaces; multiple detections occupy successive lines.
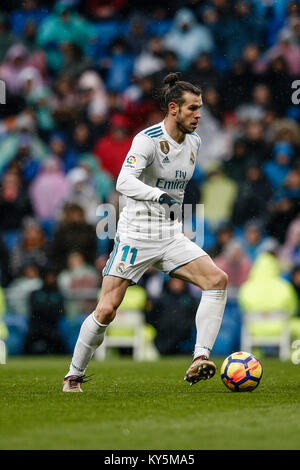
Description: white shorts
xmin=102 ymin=232 xmax=207 ymax=285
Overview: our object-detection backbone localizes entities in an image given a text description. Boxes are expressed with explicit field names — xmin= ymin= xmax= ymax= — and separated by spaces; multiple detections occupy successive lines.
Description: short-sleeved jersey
xmin=116 ymin=120 xmax=201 ymax=240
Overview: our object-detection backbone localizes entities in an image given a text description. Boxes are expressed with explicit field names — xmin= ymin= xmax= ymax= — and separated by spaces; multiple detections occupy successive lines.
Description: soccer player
xmin=62 ymin=72 xmax=228 ymax=392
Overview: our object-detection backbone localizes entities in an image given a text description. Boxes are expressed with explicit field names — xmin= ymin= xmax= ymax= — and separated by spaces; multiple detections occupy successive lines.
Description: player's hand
xmin=158 ymin=193 xmax=181 ymax=221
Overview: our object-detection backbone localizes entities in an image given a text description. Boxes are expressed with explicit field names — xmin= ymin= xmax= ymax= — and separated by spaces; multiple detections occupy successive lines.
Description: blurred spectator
xmin=84 ymin=1 xmax=126 ymax=61
xmin=278 ymin=215 xmax=300 ymax=272
xmin=93 ymin=113 xmax=133 ymax=180
xmin=133 ymin=37 xmax=164 ymax=79
xmin=276 ymin=167 xmax=300 ymax=201
xmin=77 ymin=154 xmax=114 ymax=203
xmin=66 ymin=166 xmax=101 ymax=224
xmin=283 ymin=16 xmax=300 ymax=46
xmin=242 ymin=43 xmax=261 ymax=74
xmin=220 ymin=0 xmax=264 ymax=65
xmin=52 ymin=202 xmax=97 ymax=270
xmin=200 ymin=168 xmax=238 ymax=229
xmin=69 ymin=121 xmax=95 ymax=154
xmin=202 ymin=87 xmax=223 ymax=122
xmin=200 ymin=4 xmax=222 ymax=60
xmin=184 ymin=53 xmax=220 ymax=92
xmin=102 ymin=38 xmax=134 ymax=93
xmin=10 ymin=0 xmax=49 ymax=37
xmin=271 ymin=120 xmax=300 ymax=153
xmin=23 ymin=264 xmax=67 ymax=354
xmin=196 ymin=104 xmax=236 ymax=170
xmin=21 ymin=19 xmax=40 ymax=53
xmin=57 ymin=250 xmax=99 ymax=319
xmin=262 ymin=56 xmax=292 ymax=115
xmin=6 ymin=262 xmax=42 ymax=317
xmin=77 ymin=70 xmax=108 ymax=124
xmin=60 ymin=42 xmax=94 ymax=80
xmin=164 ymin=8 xmax=214 ymax=70
xmin=0 ymin=171 xmax=33 ymax=231
xmin=231 ymin=161 xmax=273 ymax=227
xmin=0 ymin=126 xmax=48 ymax=177
xmin=0 ymin=12 xmax=19 ymax=63
xmin=150 ymin=50 xmax=179 ymax=90
xmin=220 ymin=60 xmax=258 ymax=112
xmin=251 ymin=83 xmax=273 ymax=112
xmin=126 ymin=13 xmax=149 ymax=57
xmin=214 ymin=240 xmax=252 ymax=292
xmin=9 ymin=219 xmax=50 ymax=277
xmin=252 ymin=0 xmax=288 ymax=48
xmin=7 ymin=134 xmax=41 ymax=185
xmin=208 ymin=224 xmax=235 ymax=259
xmin=0 ymin=284 xmax=8 ymax=341
xmin=85 ymin=0 xmax=127 ymax=20
xmin=139 ymin=266 xmax=164 ymax=301
xmin=57 ymin=251 xmax=99 ymax=296
xmin=0 ymin=236 xmax=10 ymax=287
xmin=239 ymin=249 xmax=298 ymax=338
xmin=241 ymin=120 xmax=270 ymax=163
xmin=147 ymin=7 xmax=173 ymax=37
xmin=51 ymin=74 xmax=78 ymax=126
xmin=222 ymin=137 xmax=248 ymax=183
xmin=238 ymin=220 xmax=268 ymax=263
xmin=36 ymin=1 xmax=96 ymax=73
xmin=25 ymin=85 xmax=55 ymax=137
xmin=48 ymin=131 xmax=78 ymax=173
xmin=146 ymin=277 xmax=198 ymax=355
xmin=264 ymin=141 xmax=294 ymax=190
xmin=267 ymin=194 xmax=299 ymax=245
xmin=264 ymin=28 xmax=300 ymax=76
xmin=29 ymin=157 xmax=70 ymax=224
xmin=0 ymin=43 xmax=33 ymax=95
xmin=123 ymin=74 xmax=162 ymax=132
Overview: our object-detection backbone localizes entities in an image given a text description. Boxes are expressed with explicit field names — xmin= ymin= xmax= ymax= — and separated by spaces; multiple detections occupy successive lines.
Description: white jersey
xmin=116 ymin=120 xmax=201 ymax=240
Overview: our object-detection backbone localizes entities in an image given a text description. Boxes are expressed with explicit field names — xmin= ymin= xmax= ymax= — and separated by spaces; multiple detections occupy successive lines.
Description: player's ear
xmin=168 ymin=101 xmax=178 ymax=116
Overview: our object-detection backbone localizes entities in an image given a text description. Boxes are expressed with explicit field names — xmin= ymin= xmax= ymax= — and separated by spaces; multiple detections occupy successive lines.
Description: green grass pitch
xmin=0 ymin=356 xmax=300 ymax=450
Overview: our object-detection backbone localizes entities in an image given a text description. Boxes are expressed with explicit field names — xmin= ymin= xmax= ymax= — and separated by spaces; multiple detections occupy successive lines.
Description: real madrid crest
xmin=116 ymin=262 xmax=126 ymax=274
xmin=190 ymin=151 xmax=195 ymax=165
xmin=160 ymin=141 xmax=170 ymax=155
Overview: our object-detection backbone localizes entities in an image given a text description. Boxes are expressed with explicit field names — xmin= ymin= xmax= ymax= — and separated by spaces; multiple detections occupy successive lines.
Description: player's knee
xmin=94 ymin=303 xmax=116 ymax=325
xmin=204 ymin=268 xmax=228 ymax=290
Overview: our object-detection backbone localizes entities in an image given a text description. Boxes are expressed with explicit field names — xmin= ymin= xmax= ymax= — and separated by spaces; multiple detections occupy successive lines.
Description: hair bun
xmin=163 ymin=72 xmax=181 ymax=88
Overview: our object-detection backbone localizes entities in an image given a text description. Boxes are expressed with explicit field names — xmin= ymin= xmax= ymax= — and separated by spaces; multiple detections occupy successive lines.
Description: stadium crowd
xmin=1 ymin=0 xmax=300 ymax=356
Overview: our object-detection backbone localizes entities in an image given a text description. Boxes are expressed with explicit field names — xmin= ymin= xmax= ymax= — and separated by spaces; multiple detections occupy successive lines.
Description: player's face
xmin=176 ymin=92 xmax=202 ymax=134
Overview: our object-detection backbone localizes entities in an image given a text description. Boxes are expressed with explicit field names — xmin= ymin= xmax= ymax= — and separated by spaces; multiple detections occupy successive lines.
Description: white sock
xmin=65 ymin=312 xmax=108 ymax=377
xmin=193 ymin=289 xmax=227 ymax=360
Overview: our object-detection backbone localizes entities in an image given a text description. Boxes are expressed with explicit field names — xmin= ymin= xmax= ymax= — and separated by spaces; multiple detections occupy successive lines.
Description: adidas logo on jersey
xmin=162 ymin=156 xmax=170 ymax=163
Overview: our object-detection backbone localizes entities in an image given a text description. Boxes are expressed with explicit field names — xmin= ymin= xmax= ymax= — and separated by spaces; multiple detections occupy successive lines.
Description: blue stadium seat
xmin=212 ymin=298 xmax=242 ymax=356
xmin=58 ymin=315 xmax=85 ymax=353
xmin=3 ymin=314 xmax=29 ymax=355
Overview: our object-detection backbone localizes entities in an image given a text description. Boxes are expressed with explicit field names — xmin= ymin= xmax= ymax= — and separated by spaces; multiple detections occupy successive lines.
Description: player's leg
xmin=171 ymin=255 xmax=228 ymax=384
xmin=63 ymin=275 xmax=130 ymax=392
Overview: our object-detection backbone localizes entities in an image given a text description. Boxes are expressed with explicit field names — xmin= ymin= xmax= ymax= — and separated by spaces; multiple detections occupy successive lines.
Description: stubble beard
xmin=176 ymin=112 xmax=192 ymax=135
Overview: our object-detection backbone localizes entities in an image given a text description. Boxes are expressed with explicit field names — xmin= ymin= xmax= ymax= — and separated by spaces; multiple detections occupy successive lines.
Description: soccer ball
xmin=220 ymin=351 xmax=263 ymax=392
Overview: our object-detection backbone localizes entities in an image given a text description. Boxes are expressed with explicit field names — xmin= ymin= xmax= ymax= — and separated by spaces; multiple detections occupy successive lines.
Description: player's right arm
xmin=116 ymin=133 xmax=164 ymax=202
